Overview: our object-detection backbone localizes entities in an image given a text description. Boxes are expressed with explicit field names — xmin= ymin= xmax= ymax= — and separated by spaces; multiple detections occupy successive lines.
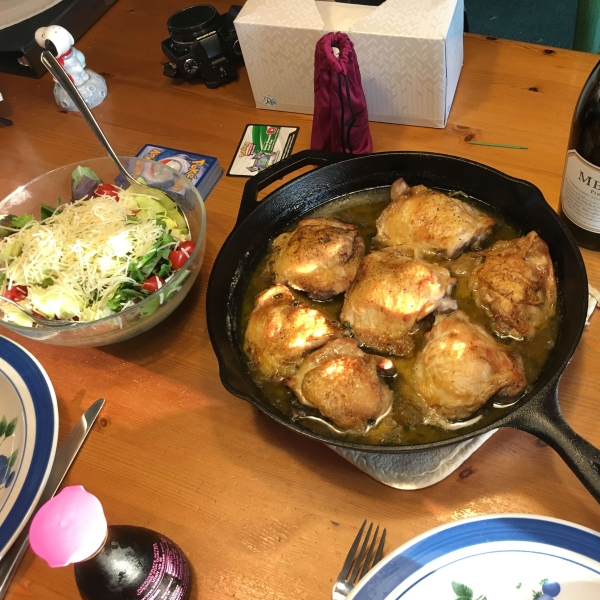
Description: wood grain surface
xmin=1 ymin=2 xmax=600 ymax=598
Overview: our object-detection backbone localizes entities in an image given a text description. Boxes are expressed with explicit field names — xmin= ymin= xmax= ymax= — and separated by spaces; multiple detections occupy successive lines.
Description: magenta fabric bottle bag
xmin=310 ymin=32 xmax=373 ymax=154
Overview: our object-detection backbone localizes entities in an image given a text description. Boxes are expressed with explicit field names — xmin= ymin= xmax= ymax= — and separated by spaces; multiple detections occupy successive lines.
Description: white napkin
xmin=329 ymin=431 xmax=496 ymax=489
xmin=331 ymin=285 xmax=600 ymax=489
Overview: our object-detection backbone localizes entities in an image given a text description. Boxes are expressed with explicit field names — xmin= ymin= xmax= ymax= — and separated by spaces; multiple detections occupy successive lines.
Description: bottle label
xmin=561 ymin=149 xmax=600 ymax=233
xmin=136 ymin=536 xmax=190 ymax=600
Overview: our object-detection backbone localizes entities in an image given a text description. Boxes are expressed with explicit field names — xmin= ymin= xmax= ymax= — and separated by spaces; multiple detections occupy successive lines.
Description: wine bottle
xmin=560 ymin=59 xmax=600 ymax=250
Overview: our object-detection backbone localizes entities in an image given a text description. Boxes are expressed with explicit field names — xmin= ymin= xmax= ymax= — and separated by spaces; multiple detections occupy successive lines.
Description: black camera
xmin=161 ymin=5 xmax=243 ymax=88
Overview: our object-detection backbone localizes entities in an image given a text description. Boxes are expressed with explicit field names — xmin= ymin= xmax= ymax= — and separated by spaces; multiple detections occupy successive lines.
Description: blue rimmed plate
xmin=349 ymin=515 xmax=600 ymax=600
xmin=0 ymin=336 xmax=57 ymax=557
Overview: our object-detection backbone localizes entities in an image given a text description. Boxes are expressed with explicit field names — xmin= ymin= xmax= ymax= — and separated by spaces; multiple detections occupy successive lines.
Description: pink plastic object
xmin=30 ymin=486 xmax=107 ymax=568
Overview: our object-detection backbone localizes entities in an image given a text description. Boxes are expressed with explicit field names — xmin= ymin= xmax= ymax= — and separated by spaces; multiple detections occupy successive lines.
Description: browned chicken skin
xmin=285 ymin=338 xmax=394 ymax=432
xmin=413 ymin=311 xmax=527 ymax=420
xmin=340 ymin=247 xmax=457 ymax=356
xmin=269 ymin=218 xmax=365 ymax=300
xmin=469 ymin=231 xmax=557 ymax=340
xmin=374 ymin=179 xmax=496 ymax=258
xmin=243 ymin=285 xmax=343 ymax=379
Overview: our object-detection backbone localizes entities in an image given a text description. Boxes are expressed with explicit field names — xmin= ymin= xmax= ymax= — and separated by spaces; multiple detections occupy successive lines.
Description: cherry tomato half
xmin=4 ymin=285 xmax=27 ymax=302
xmin=141 ymin=276 xmax=165 ymax=293
xmin=94 ymin=184 xmax=120 ymax=201
xmin=168 ymin=250 xmax=188 ymax=270
xmin=178 ymin=241 xmax=196 ymax=256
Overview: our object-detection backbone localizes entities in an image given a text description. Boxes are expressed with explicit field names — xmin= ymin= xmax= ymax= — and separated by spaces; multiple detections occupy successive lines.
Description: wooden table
xmin=1 ymin=2 xmax=600 ymax=598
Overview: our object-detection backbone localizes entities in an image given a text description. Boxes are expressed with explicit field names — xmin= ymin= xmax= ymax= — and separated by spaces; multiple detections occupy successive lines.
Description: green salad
xmin=0 ymin=166 xmax=196 ymax=326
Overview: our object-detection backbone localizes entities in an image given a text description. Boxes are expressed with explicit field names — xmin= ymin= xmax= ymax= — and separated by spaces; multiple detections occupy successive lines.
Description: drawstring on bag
xmin=311 ymin=32 xmax=372 ymax=155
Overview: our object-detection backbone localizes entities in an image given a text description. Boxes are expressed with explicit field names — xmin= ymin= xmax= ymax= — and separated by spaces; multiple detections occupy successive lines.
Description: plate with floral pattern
xmin=0 ymin=336 xmax=57 ymax=557
xmin=349 ymin=515 xmax=600 ymax=600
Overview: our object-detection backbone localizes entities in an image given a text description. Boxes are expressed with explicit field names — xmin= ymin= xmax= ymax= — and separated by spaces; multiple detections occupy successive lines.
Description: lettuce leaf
xmin=11 ymin=214 xmax=34 ymax=228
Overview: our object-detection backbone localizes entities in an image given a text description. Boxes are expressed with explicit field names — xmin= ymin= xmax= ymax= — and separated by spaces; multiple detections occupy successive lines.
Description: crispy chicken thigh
xmin=469 ymin=231 xmax=557 ymax=340
xmin=285 ymin=338 xmax=394 ymax=432
xmin=340 ymin=248 xmax=457 ymax=356
xmin=269 ymin=218 xmax=365 ymax=300
xmin=243 ymin=285 xmax=343 ymax=379
xmin=374 ymin=179 xmax=495 ymax=258
xmin=413 ymin=311 xmax=526 ymax=420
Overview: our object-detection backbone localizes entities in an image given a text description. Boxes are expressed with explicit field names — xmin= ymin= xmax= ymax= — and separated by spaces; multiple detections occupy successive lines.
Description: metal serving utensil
xmin=39 ymin=49 xmax=193 ymax=210
xmin=0 ymin=297 xmax=78 ymax=328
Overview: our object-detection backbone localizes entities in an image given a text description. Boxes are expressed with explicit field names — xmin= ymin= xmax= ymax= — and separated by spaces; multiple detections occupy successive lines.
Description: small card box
xmin=136 ymin=144 xmax=222 ymax=201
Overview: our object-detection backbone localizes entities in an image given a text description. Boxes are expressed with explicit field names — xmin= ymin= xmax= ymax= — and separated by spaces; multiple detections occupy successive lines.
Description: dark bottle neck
xmin=570 ymin=60 xmax=600 ymax=164
xmin=73 ymin=525 xmax=191 ymax=600
xmin=78 ymin=530 xmax=109 ymax=562
xmin=74 ymin=525 xmax=157 ymax=599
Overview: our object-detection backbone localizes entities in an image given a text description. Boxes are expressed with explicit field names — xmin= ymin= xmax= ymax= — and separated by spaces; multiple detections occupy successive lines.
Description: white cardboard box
xmin=234 ymin=0 xmax=464 ymax=128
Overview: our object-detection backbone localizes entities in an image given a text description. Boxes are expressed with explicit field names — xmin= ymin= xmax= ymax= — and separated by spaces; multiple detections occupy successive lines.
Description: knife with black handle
xmin=0 ymin=398 xmax=105 ymax=598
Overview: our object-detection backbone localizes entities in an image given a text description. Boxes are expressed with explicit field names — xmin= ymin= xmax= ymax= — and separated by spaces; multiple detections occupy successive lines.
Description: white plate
xmin=350 ymin=515 xmax=600 ymax=600
xmin=0 ymin=336 xmax=57 ymax=557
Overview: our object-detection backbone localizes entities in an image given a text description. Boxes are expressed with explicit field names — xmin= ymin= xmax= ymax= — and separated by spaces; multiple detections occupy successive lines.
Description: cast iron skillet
xmin=207 ymin=150 xmax=600 ymax=502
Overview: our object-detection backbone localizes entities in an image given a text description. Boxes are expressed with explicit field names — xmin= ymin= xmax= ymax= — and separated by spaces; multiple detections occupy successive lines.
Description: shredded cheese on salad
xmin=0 ymin=168 xmax=194 ymax=326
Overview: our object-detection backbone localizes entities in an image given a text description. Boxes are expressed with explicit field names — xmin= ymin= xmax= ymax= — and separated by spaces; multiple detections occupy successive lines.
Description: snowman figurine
xmin=35 ymin=26 xmax=107 ymax=111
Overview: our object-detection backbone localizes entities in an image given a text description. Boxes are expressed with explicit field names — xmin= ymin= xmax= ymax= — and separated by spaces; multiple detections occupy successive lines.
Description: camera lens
xmin=167 ymin=5 xmax=220 ymax=44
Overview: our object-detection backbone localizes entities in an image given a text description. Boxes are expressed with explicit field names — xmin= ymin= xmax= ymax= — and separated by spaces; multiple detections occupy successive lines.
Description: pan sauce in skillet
xmin=239 ymin=187 xmax=561 ymax=446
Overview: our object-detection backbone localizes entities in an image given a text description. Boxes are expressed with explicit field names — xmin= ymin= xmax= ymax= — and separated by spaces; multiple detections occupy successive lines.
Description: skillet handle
xmin=235 ymin=149 xmax=350 ymax=228
xmin=508 ymin=381 xmax=600 ymax=503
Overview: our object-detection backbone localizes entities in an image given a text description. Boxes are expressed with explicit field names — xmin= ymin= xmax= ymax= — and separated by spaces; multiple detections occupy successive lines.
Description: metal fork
xmin=332 ymin=521 xmax=386 ymax=600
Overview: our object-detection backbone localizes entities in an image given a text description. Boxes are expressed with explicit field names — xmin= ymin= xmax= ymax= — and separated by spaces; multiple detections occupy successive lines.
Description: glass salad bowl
xmin=0 ymin=157 xmax=206 ymax=346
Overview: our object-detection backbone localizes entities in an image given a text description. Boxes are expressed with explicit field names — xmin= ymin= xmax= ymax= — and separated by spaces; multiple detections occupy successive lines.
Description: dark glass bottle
xmin=559 ymin=60 xmax=600 ymax=250
xmin=30 ymin=486 xmax=191 ymax=600
xmin=75 ymin=525 xmax=191 ymax=600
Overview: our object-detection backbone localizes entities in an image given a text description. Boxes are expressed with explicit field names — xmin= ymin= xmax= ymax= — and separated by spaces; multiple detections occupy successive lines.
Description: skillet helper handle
xmin=510 ymin=382 xmax=600 ymax=503
xmin=235 ymin=149 xmax=350 ymax=228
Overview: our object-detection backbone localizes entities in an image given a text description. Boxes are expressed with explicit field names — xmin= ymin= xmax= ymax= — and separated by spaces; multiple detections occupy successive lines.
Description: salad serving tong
xmin=0 ymin=297 xmax=79 ymax=327
xmin=333 ymin=521 xmax=386 ymax=600
xmin=39 ymin=48 xmax=193 ymax=210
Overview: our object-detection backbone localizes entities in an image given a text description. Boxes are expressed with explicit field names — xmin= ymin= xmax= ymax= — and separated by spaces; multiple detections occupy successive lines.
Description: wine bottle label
xmin=136 ymin=535 xmax=191 ymax=600
xmin=561 ymin=149 xmax=600 ymax=233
